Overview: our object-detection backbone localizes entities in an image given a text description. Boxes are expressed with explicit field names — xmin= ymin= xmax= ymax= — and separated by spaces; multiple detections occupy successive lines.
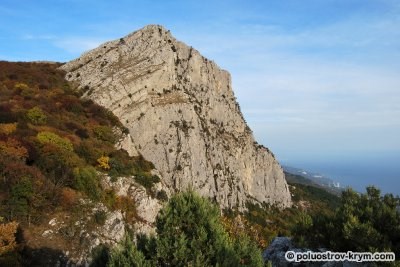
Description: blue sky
xmin=1 ymin=0 xmax=399 ymax=173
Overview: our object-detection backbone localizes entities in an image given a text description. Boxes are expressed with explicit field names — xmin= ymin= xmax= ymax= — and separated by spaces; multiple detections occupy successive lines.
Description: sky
xmin=1 ymin=0 xmax=399 ymax=191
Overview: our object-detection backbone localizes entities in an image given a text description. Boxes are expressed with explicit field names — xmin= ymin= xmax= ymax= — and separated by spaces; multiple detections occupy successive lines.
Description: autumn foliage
xmin=0 ymin=220 xmax=18 ymax=256
xmin=0 ymin=123 xmax=17 ymax=135
xmin=97 ymin=155 xmax=111 ymax=170
xmin=0 ymin=61 xmax=154 ymax=225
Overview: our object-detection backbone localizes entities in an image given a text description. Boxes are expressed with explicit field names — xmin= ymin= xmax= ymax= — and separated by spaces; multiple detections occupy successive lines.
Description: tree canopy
xmin=294 ymin=186 xmax=400 ymax=257
xmin=107 ymin=191 xmax=264 ymax=267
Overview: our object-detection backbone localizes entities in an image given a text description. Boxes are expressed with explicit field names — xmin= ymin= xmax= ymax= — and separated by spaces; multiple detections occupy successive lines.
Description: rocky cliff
xmin=60 ymin=24 xmax=291 ymax=210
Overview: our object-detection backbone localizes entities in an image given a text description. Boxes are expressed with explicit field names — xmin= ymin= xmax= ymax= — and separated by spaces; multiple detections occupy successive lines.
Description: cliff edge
xmin=60 ymin=25 xmax=291 ymax=210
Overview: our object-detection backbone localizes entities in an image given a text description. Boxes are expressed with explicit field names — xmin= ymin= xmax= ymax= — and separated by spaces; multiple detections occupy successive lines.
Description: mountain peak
xmin=60 ymin=25 xmax=292 ymax=210
xmin=123 ymin=24 xmax=172 ymax=42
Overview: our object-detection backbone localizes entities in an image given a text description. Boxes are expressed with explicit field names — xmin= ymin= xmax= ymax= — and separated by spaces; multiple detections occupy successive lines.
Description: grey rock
xmin=61 ymin=24 xmax=291 ymax=210
xmin=101 ymin=174 xmax=169 ymax=235
xmin=114 ymin=127 xmax=139 ymax=157
xmin=263 ymin=237 xmax=293 ymax=266
xmin=42 ymin=229 xmax=53 ymax=238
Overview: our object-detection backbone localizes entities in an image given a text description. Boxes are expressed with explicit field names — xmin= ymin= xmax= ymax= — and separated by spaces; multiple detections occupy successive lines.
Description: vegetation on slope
xmin=293 ymin=186 xmax=400 ymax=257
xmin=220 ymin=176 xmax=341 ymax=249
xmin=97 ymin=185 xmax=400 ymax=266
xmin=104 ymin=191 xmax=263 ymax=267
xmin=0 ymin=61 xmax=156 ymax=265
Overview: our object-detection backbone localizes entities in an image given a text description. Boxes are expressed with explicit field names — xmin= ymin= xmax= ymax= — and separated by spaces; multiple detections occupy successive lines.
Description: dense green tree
xmin=155 ymin=191 xmax=233 ymax=266
xmin=107 ymin=235 xmax=151 ymax=267
xmin=73 ymin=166 xmax=101 ymax=201
xmin=293 ymin=186 xmax=400 ymax=256
xmin=106 ymin=191 xmax=263 ymax=267
xmin=8 ymin=177 xmax=33 ymax=220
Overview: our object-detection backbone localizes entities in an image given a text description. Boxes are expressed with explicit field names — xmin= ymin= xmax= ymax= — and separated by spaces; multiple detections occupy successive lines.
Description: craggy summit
xmin=61 ymin=24 xmax=292 ymax=210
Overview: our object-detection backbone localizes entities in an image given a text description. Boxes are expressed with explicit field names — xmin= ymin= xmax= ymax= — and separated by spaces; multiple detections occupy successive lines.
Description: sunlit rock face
xmin=61 ymin=24 xmax=291 ymax=210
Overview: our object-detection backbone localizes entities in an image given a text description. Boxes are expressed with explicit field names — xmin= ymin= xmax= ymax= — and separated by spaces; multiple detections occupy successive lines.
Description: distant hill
xmin=283 ymin=165 xmax=344 ymax=195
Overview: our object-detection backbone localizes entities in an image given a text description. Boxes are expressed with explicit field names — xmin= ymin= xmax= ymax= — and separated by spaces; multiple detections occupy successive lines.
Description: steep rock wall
xmin=61 ymin=25 xmax=291 ymax=209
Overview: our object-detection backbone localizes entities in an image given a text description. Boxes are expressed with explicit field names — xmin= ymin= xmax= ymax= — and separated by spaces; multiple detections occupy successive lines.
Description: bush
xmin=113 ymin=195 xmax=137 ymax=223
xmin=156 ymin=190 xmax=168 ymax=202
xmin=26 ymin=107 xmax=47 ymax=125
xmin=59 ymin=187 xmax=79 ymax=208
xmin=76 ymin=139 xmax=103 ymax=165
xmin=97 ymin=156 xmax=110 ymax=170
xmin=134 ymin=174 xmax=160 ymax=191
xmin=93 ymin=126 xmax=116 ymax=144
xmin=0 ymin=123 xmax=17 ymax=135
xmin=94 ymin=210 xmax=108 ymax=226
xmin=133 ymin=155 xmax=154 ymax=173
xmin=107 ymin=235 xmax=151 ymax=267
xmin=73 ymin=166 xmax=101 ymax=200
xmin=8 ymin=177 xmax=34 ymax=221
xmin=90 ymin=244 xmax=110 ymax=267
xmin=35 ymin=143 xmax=82 ymax=187
xmin=0 ymin=220 xmax=19 ymax=256
xmin=14 ymin=82 xmax=29 ymax=91
xmin=0 ymin=138 xmax=29 ymax=160
xmin=0 ymin=104 xmax=17 ymax=123
xmin=37 ymin=131 xmax=73 ymax=152
xmin=108 ymin=153 xmax=136 ymax=178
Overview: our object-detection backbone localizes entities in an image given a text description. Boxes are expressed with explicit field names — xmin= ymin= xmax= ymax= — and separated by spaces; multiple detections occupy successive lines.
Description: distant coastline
xmin=281 ymin=152 xmax=400 ymax=196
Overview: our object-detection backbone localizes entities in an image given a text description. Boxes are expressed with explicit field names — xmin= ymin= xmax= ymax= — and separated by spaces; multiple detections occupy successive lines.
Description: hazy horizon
xmin=279 ymin=151 xmax=400 ymax=195
xmin=1 ymin=0 xmax=399 ymax=195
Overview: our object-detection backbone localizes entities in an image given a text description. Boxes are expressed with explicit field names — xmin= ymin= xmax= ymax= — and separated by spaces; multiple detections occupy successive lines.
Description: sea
xmin=280 ymin=151 xmax=400 ymax=196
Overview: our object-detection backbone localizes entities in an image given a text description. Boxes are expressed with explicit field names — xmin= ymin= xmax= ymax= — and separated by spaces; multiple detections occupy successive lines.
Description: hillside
xmin=285 ymin=171 xmax=343 ymax=196
xmin=0 ymin=61 xmax=167 ymax=265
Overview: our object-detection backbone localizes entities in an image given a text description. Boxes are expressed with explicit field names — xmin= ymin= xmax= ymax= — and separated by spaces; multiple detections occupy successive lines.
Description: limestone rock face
xmin=101 ymin=174 xmax=170 ymax=235
xmin=61 ymin=24 xmax=291 ymax=209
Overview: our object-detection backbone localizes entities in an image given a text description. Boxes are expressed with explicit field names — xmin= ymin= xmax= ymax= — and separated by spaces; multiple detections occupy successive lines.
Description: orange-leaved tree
xmin=0 ymin=219 xmax=19 ymax=256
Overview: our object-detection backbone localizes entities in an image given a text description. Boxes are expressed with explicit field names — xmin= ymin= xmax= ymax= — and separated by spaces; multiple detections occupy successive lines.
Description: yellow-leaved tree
xmin=97 ymin=156 xmax=110 ymax=170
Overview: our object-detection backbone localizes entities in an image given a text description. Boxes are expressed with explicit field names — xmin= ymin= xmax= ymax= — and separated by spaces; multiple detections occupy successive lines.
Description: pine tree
xmin=155 ymin=191 xmax=263 ymax=266
xmin=107 ymin=235 xmax=151 ymax=267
